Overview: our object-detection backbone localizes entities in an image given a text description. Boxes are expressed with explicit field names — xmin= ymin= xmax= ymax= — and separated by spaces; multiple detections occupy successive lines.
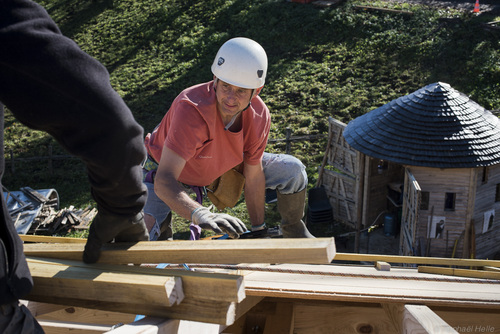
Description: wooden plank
xmin=25 ymin=301 xmax=135 ymax=326
xmin=21 ymin=235 xmax=86 ymax=243
xmin=292 ymin=300 xmax=397 ymax=334
xmin=243 ymin=264 xmax=500 ymax=308
xmin=23 ymin=238 xmax=336 ymax=265
xmin=403 ymin=305 xmax=458 ymax=333
xmin=484 ymin=266 xmax=500 ymax=272
xmin=27 ymin=261 xmax=183 ymax=308
xmin=432 ymin=306 xmax=500 ymax=333
xmin=27 ymin=257 xmax=245 ymax=303
xmin=21 ymin=300 xmax=67 ymax=317
xmin=418 ymin=266 xmax=500 ymax=280
xmin=382 ymin=303 xmax=404 ymax=333
xmin=334 ymin=252 xmax=500 ymax=268
xmin=26 ymin=295 xmax=236 ymax=326
xmin=262 ymin=301 xmax=294 ymax=334
xmin=106 ymin=317 xmax=221 ymax=334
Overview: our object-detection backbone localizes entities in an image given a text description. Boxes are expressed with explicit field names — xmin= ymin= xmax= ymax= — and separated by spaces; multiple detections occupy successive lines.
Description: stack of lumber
xmin=20 ymin=236 xmax=500 ymax=334
xmin=21 ymin=237 xmax=336 ymax=331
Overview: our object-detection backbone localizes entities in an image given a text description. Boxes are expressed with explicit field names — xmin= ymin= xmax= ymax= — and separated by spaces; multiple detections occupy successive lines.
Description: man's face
xmin=215 ymin=79 xmax=253 ymax=119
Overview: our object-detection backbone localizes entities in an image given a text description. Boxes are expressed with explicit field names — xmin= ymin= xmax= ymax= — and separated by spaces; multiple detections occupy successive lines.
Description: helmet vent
xmin=217 ymin=57 xmax=225 ymax=66
xmin=257 ymin=70 xmax=263 ymax=78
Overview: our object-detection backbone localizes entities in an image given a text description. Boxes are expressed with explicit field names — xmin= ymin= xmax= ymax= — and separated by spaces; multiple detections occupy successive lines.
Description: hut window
xmin=482 ymin=167 xmax=489 ymax=184
xmin=420 ymin=191 xmax=429 ymax=210
xmin=444 ymin=193 xmax=456 ymax=211
xmin=496 ymin=184 xmax=500 ymax=202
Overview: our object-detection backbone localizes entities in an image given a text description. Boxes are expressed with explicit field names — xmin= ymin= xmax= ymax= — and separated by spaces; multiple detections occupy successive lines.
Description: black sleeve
xmin=0 ymin=0 xmax=147 ymax=216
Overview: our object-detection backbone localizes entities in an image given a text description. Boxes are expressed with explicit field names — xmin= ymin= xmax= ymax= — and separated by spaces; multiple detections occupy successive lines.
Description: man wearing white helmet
xmin=143 ymin=37 xmax=314 ymax=239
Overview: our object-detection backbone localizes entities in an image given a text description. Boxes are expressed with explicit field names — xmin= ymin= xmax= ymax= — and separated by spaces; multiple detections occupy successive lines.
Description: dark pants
xmin=0 ymin=301 xmax=44 ymax=334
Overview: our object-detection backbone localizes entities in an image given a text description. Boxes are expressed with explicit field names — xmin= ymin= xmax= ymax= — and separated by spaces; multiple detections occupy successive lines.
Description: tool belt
xmin=142 ymin=155 xmax=159 ymax=183
xmin=143 ymin=155 xmax=245 ymax=210
xmin=207 ymin=165 xmax=245 ymax=211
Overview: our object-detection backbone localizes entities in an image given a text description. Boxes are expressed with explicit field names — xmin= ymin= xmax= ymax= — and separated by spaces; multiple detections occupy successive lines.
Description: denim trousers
xmin=143 ymin=152 xmax=307 ymax=234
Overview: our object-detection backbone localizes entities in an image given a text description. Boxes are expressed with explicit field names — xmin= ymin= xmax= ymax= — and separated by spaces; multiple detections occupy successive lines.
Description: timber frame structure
xmin=20 ymin=236 xmax=500 ymax=334
xmin=323 ymin=82 xmax=500 ymax=259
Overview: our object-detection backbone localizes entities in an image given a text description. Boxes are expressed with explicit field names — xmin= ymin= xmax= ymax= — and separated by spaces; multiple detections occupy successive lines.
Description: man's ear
xmin=255 ymin=86 xmax=264 ymax=96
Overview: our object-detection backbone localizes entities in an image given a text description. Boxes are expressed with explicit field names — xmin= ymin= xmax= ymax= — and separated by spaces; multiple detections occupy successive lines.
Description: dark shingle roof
xmin=343 ymin=82 xmax=500 ymax=168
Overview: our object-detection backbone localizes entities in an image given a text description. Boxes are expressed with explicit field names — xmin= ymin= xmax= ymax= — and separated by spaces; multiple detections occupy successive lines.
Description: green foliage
xmin=4 ymin=0 xmax=500 ymax=237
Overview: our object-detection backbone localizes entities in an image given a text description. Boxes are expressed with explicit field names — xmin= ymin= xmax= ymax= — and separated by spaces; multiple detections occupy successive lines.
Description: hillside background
xmin=3 ymin=0 xmax=499 ymax=238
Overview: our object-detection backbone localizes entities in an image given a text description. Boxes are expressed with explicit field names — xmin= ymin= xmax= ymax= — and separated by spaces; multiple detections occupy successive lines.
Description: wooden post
xmin=354 ymin=153 xmax=366 ymax=253
xmin=403 ymin=305 xmax=458 ymax=333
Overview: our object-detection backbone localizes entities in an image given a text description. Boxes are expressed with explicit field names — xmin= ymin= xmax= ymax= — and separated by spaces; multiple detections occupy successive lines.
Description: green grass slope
xmin=3 ymin=0 xmax=499 ymax=237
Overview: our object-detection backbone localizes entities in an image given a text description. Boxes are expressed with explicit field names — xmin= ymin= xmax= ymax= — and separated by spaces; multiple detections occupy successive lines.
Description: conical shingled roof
xmin=343 ymin=82 xmax=500 ymax=168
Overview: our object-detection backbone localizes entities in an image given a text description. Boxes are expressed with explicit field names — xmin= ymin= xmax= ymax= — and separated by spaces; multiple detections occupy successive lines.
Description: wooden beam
xmin=24 ymin=301 xmax=135 ymax=326
xmin=382 ymin=303 xmax=404 ymax=333
xmin=243 ymin=264 xmax=500 ymax=308
xmin=23 ymin=238 xmax=336 ymax=265
xmin=26 ymin=295 xmax=237 ymax=325
xmin=431 ymin=306 xmax=500 ymax=333
xmin=27 ymin=261 xmax=184 ymax=308
xmin=483 ymin=266 xmax=500 ymax=272
xmin=20 ymin=234 xmax=86 ymax=243
xmin=27 ymin=257 xmax=245 ymax=303
xmin=262 ymin=301 xmax=294 ymax=334
xmin=403 ymin=305 xmax=458 ymax=333
xmin=418 ymin=266 xmax=500 ymax=280
xmin=334 ymin=252 xmax=500 ymax=268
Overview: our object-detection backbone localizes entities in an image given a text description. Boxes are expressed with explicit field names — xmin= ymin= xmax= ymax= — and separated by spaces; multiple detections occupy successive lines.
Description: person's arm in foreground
xmin=0 ymin=0 xmax=149 ymax=264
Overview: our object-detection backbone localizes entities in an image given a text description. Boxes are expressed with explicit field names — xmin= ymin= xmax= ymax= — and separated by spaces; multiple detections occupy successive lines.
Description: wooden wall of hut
xmin=473 ymin=164 xmax=500 ymax=259
xmin=409 ymin=166 xmax=474 ymax=258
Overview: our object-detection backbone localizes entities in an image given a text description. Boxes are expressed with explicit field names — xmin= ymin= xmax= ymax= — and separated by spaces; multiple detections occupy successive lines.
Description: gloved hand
xmin=191 ymin=207 xmax=246 ymax=239
xmin=83 ymin=211 xmax=150 ymax=263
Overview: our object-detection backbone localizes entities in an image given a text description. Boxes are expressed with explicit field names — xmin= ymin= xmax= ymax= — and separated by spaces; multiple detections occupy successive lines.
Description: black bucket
xmin=383 ymin=213 xmax=397 ymax=236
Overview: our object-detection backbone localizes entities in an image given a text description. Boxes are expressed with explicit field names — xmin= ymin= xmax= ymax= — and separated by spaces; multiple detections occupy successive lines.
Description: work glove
xmin=83 ymin=211 xmax=150 ymax=263
xmin=191 ymin=207 xmax=246 ymax=239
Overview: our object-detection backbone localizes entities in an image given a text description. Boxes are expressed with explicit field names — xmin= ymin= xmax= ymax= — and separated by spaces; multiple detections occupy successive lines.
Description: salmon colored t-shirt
xmin=144 ymin=81 xmax=270 ymax=186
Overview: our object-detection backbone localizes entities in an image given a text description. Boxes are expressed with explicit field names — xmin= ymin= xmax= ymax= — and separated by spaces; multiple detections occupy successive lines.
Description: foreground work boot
xmin=277 ymin=189 xmax=315 ymax=238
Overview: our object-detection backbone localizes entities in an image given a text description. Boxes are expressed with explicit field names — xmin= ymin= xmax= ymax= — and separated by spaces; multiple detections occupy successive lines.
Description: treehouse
xmin=322 ymin=82 xmax=500 ymax=259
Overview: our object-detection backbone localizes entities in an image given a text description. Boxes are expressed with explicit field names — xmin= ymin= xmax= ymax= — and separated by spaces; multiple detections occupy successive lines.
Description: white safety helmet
xmin=211 ymin=37 xmax=268 ymax=89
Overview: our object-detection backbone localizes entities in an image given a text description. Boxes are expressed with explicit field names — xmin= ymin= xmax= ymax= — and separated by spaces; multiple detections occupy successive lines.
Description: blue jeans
xmin=143 ymin=152 xmax=307 ymax=237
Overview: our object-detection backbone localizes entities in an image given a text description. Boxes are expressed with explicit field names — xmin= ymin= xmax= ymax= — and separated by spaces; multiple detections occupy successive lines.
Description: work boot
xmin=277 ymin=189 xmax=315 ymax=238
xmin=158 ymin=212 xmax=173 ymax=241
